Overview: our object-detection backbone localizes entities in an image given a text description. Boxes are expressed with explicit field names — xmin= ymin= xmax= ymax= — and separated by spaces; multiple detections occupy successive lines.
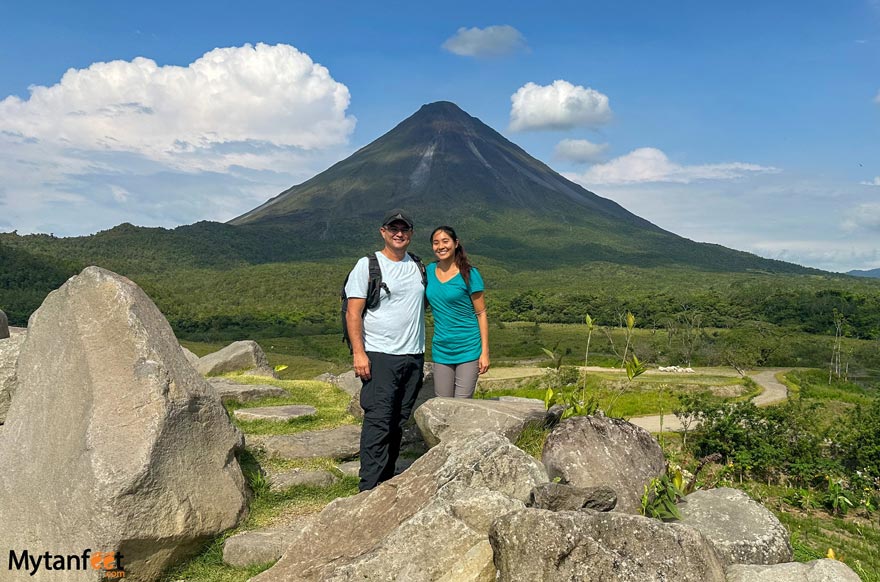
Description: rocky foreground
xmin=0 ymin=269 xmax=861 ymax=581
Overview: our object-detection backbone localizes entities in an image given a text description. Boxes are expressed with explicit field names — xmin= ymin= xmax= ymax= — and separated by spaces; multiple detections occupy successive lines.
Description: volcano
xmin=230 ymin=101 xmax=805 ymax=272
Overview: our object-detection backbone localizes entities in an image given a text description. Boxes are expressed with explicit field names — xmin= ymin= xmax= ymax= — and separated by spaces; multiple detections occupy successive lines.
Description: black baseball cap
xmin=382 ymin=209 xmax=414 ymax=228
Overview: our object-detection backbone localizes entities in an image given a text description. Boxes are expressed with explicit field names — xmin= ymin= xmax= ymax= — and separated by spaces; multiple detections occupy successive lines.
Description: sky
xmin=0 ymin=1 xmax=878 ymax=273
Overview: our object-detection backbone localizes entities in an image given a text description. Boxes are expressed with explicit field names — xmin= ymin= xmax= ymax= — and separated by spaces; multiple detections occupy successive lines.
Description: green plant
xmin=641 ymin=467 xmax=685 ymax=521
xmin=825 ymin=477 xmax=855 ymax=516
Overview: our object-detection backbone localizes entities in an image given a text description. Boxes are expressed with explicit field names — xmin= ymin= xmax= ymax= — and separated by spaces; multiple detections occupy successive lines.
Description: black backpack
xmin=341 ymin=252 xmax=427 ymax=353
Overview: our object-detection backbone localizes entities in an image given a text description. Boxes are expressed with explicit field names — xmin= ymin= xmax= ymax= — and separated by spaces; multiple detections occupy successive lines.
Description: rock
xmin=261 ymin=424 xmax=362 ymax=460
xmin=0 ymin=333 xmax=26 ymax=423
xmin=541 ymin=415 xmax=666 ymax=514
xmin=338 ymin=459 xmax=361 ymax=477
xmin=223 ymin=515 xmax=318 ymax=568
xmin=196 ymin=340 xmax=277 ymax=378
xmin=414 ymin=397 xmax=548 ymax=448
xmin=726 ymin=559 xmax=862 ymax=582
xmin=0 ymin=267 xmax=248 ymax=581
xmin=330 ymin=370 xmax=362 ymax=397
xmin=528 ymin=482 xmax=617 ymax=512
xmin=490 ymin=508 xmax=726 ymax=582
xmin=336 ymin=457 xmax=415 ymax=478
xmin=233 ymin=404 xmax=318 ymax=422
xmin=250 ymin=432 xmax=548 ymax=582
xmin=677 ymin=487 xmax=792 ymax=566
xmin=181 ymin=345 xmax=200 ymax=365
xmin=208 ymin=378 xmax=288 ymax=403
xmin=0 ymin=308 xmax=8 ymax=339
xmin=268 ymin=468 xmax=339 ymax=491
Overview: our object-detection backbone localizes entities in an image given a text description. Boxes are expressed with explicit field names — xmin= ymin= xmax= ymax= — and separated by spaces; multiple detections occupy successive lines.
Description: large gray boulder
xmin=541 ymin=415 xmax=666 ymax=514
xmin=414 ymin=397 xmax=548 ymax=448
xmin=0 ymin=267 xmax=249 ymax=581
xmin=249 ymin=431 xmax=548 ymax=582
xmin=196 ymin=340 xmax=277 ymax=378
xmin=0 ymin=332 xmax=25 ymax=423
xmin=726 ymin=559 xmax=861 ymax=582
xmin=181 ymin=345 xmax=200 ymax=365
xmin=0 ymin=308 xmax=8 ymax=338
xmin=678 ymin=487 xmax=792 ymax=566
xmin=528 ymin=482 xmax=617 ymax=512
xmin=490 ymin=508 xmax=726 ymax=582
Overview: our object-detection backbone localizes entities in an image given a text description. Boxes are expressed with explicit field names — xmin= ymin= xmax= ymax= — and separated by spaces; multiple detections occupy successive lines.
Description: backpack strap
xmin=365 ymin=253 xmax=388 ymax=310
xmin=407 ymin=252 xmax=428 ymax=288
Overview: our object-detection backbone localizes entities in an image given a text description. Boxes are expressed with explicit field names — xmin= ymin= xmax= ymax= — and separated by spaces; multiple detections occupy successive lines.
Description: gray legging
xmin=433 ymin=360 xmax=480 ymax=398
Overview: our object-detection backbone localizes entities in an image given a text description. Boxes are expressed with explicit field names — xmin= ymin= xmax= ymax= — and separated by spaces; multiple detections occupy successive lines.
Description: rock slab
xmin=490 ymin=508 xmax=726 ymax=582
xmin=234 ymin=404 xmax=318 ymax=422
xmin=269 ymin=468 xmax=339 ymax=491
xmin=726 ymin=559 xmax=861 ymax=582
xmin=223 ymin=514 xmax=318 ymax=568
xmin=197 ymin=339 xmax=277 ymax=378
xmin=678 ymin=487 xmax=792 ymax=566
xmin=414 ymin=397 xmax=548 ymax=448
xmin=541 ymin=415 xmax=666 ymax=513
xmin=261 ymin=424 xmax=362 ymax=460
xmin=0 ymin=333 xmax=25 ymax=423
xmin=208 ymin=378 xmax=288 ymax=403
xmin=250 ymin=431 xmax=548 ymax=582
xmin=0 ymin=267 xmax=249 ymax=581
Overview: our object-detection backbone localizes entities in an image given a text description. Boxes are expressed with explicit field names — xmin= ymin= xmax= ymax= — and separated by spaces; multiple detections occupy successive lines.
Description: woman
xmin=426 ymin=225 xmax=489 ymax=398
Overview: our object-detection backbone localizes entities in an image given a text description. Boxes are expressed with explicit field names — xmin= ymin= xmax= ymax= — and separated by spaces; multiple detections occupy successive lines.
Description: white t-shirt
xmin=345 ymin=251 xmax=426 ymax=355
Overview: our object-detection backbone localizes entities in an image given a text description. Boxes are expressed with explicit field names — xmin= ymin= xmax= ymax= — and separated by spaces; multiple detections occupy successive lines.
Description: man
xmin=345 ymin=210 xmax=426 ymax=491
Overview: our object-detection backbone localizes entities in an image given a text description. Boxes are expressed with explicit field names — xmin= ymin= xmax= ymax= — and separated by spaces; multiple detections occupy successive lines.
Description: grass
xmin=475 ymin=370 xmax=758 ymax=418
xmin=220 ymin=376 xmax=356 ymax=436
xmin=776 ymin=510 xmax=880 ymax=581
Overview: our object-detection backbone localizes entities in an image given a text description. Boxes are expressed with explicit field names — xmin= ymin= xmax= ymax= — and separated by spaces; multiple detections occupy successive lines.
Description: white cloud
xmin=442 ymin=25 xmax=527 ymax=57
xmin=509 ymin=80 xmax=612 ymax=131
xmin=570 ymin=147 xmax=779 ymax=185
xmin=0 ymin=43 xmax=356 ymax=235
xmin=554 ymin=138 xmax=609 ymax=163
xmin=842 ymin=203 xmax=880 ymax=232
xmin=0 ymin=43 xmax=355 ymax=171
xmin=860 ymin=176 xmax=880 ymax=186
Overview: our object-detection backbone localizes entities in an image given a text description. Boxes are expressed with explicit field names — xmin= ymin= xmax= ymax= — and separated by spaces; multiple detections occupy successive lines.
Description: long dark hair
xmin=430 ymin=225 xmax=473 ymax=289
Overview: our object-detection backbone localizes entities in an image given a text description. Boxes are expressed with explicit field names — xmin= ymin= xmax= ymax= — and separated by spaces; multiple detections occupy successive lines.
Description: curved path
xmin=629 ymin=368 xmax=792 ymax=433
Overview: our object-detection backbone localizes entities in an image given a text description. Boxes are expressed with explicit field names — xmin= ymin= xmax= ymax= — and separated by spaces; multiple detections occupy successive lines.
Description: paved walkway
xmin=629 ymin=368 xmax=791 ymax=433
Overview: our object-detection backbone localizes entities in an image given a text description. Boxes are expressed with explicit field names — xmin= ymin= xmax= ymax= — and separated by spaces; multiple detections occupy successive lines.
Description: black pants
xmin=359 ymin=351 xmax=424 ymax=491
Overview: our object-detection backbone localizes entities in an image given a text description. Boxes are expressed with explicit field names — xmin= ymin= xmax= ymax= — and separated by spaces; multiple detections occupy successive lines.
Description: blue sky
xmin=1 ymin=1 xmax=878 ymax=272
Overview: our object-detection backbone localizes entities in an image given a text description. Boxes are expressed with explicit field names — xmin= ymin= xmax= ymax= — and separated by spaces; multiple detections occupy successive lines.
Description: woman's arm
xmin=471 ymin=291 xmax=490 ymax=374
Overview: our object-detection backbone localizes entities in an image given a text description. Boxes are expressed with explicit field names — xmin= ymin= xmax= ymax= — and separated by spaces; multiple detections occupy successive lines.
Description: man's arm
xmin=346 ymin=297 xmax=371 ymax=380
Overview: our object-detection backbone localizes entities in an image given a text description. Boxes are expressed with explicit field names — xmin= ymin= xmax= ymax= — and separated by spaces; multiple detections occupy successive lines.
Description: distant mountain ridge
xmin=848 ymin=268 xmax=880 ymax=278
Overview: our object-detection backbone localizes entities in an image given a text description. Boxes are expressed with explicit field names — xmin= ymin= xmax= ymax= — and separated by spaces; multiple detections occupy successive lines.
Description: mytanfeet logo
xmin=8 ymin=549 xmax=125 ymax=578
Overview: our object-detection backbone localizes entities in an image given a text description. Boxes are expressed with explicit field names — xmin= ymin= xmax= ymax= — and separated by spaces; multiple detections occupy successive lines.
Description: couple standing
xmin=344 ymin=209 xmax=490 ymax=491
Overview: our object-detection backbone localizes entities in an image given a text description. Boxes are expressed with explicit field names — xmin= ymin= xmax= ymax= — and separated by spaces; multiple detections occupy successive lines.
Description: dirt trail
xmin=629 ymin=368 xmax=791 ymax=433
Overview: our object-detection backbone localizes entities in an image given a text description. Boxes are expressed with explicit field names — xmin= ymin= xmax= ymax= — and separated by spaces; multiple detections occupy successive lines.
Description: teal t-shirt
xmin=426 ymin=263 xmax=485 ymax=364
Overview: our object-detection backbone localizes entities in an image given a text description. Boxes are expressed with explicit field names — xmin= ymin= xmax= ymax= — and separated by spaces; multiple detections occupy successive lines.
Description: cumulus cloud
xmin=860 ymin=176 xmax=880 ymax=186
xmin=554 ymin=138 xmax=609 ymax=163
xmin=570 ymin=147 xmax=779 ymax=185
xmin=842 ymin=203 xmax=880 ymax=232
xmin=442 ymin=25 xmax=527 ymax=57
xmin=509 ymin=80 xmax=612 ymax=131
xmin=0 ymin=43 xmax=356 ymax=235
xmin=0 ymin=43 xmax=355 ymax=171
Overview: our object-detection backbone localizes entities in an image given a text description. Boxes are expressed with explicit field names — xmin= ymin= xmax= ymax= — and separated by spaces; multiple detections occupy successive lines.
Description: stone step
xmin=207 ymin=378 xmax=287 ymax=404
xmin=234 ymin=405 xmax=317 ymax=422
xmin=260 ymin=424 xmax=361 ymax=460
xmin=268 ymin=468 xmax=339 ymax=491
